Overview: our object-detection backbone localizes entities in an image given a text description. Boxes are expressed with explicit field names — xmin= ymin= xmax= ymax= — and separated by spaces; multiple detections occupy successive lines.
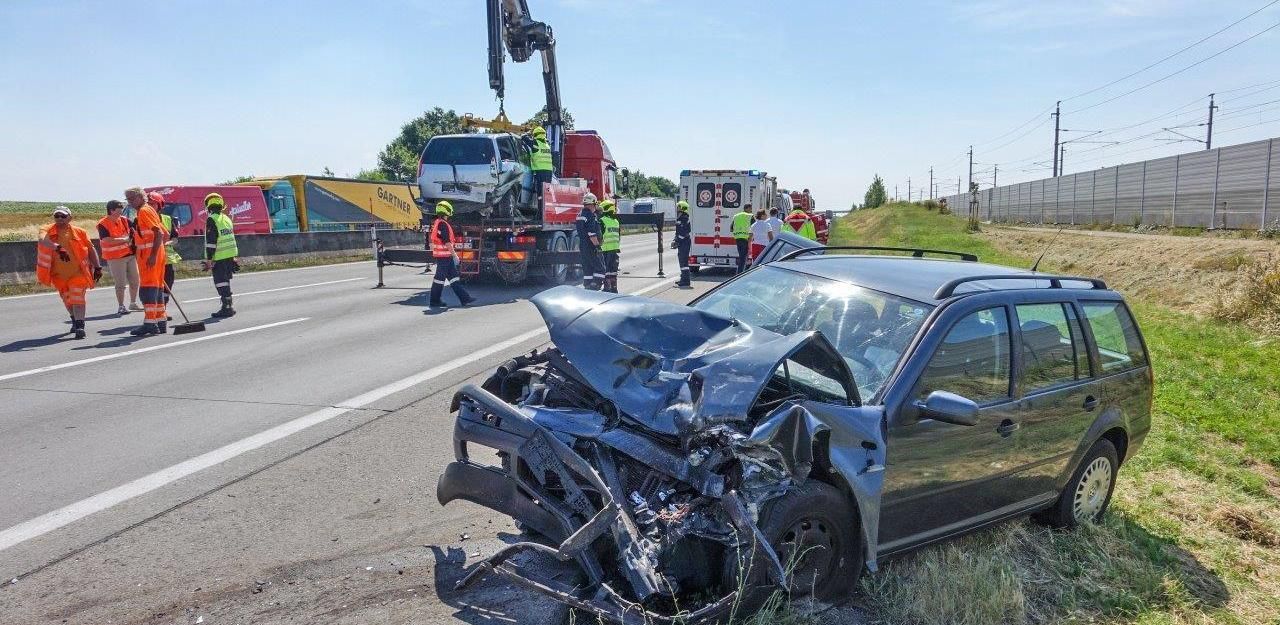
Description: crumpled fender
xmin=740 ymin=401 xmax=888 ymax=571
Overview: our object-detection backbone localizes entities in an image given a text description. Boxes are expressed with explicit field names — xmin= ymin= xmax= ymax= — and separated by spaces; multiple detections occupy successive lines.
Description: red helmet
xmin=147 ymin=191 xmax=165 ymax=208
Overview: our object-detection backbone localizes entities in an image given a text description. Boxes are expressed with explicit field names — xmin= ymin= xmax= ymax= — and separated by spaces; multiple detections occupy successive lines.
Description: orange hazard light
xmin=497 ymin=251 xmax=528 ymax=261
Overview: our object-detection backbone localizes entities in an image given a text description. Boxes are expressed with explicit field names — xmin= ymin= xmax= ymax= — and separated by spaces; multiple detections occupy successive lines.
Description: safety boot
xmin=129 ymin=324 xmax=160 ymax=337
xmin=157 ymin=320 xmax=168 ymax=334
xmin=72 ymin=320 xmax=86 ymax=340
xmin=211 ymin=296 xmax=236 ymax=318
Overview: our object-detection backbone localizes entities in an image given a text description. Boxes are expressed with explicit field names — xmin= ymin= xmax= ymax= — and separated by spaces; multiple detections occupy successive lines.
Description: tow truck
xmin=375 ymin=0 xmax=663 ymax=286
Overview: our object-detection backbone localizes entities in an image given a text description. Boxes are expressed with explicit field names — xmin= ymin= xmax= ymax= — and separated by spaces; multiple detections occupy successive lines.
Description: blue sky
xmin=2 ymin=0 xmax=1278 ymax=208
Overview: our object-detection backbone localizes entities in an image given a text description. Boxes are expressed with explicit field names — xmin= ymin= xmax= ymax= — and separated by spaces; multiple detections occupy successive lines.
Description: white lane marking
xmin=0 ymin=277 xmax=675 ymax=552
xmin=0 ymin=318 xmax=309 ymax=384
xmin=184 ymin=278 xmax=363 ymax=303
xmin=0 ymin=261 xmax=374 ymax=301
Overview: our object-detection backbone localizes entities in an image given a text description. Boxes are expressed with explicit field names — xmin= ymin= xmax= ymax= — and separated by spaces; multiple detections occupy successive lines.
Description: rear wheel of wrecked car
xmin=1038 ymin=439 xmax=1118 ymax=529
xmin=725 ymin=480 xmax=860 ymax=604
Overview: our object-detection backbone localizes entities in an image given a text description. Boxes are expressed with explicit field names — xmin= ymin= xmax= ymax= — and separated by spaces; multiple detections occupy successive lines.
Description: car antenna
xmin=1030 ymin=228 xmax=1064 ymax=273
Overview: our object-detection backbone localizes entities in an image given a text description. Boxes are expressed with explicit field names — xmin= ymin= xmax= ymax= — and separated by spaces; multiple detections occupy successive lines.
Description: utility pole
xmin=993 ymin=164 xmax=999 ymax=187
xmin=929 ymin=167 xmax=934 ymax=199
xmin=967 ymin=145 xmax=974 ymax=194
xmin=1059 ymin=144 xmax=1066 ymax=174
xmin=957 ymin=177 xmax=962 ymax=194
xmin=1052 ymin=100 xmax=1061 ymax=177
xmin=908 ymin=176 xmax=911 ymax=202
xmin=894 ymin=184 xmax=898 ymax=201
xmin=1206 ymin=93 xmax=1217 ymax=150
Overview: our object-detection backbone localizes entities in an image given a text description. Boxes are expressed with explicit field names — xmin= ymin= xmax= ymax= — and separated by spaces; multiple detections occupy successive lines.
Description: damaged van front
xmin=437 ymin=286 xmax=890 ymax=623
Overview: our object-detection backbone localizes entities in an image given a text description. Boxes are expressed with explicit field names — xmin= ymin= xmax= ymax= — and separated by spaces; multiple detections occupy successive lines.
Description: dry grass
xmin=1210 ymin=254 xmax=1280 ymax=334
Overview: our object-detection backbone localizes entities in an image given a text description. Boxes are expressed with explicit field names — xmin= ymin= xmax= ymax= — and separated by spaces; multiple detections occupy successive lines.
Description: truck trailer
xmin=148 ymin=176 xmax=421 ymax=236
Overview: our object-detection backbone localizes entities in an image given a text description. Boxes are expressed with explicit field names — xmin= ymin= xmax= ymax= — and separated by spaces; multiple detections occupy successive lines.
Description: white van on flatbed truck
xmin=677 ymin=169 xmax=777 ymax=270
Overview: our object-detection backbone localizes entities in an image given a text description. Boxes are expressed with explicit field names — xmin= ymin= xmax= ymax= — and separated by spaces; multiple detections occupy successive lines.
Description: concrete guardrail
xmin=0 ymin=229 xmax=425 ymax=286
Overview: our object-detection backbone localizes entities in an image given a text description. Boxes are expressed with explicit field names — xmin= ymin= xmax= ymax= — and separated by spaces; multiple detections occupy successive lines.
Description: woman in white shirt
xmin=748 ymin=209 xmax=773 ymax=262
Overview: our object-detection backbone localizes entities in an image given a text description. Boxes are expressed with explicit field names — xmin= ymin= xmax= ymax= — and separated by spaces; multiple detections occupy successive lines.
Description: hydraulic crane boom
xmin=486 ymin=0 xmax=565 ymax=174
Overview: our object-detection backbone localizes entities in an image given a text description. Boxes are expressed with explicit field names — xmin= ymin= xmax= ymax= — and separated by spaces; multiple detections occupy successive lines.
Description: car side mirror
xmin=914 ymin=391 xmax=979 ymax=426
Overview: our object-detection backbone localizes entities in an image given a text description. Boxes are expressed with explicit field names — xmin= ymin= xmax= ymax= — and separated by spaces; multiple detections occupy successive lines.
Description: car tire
xmin=1038 ymin=439 xmax=1119 ymax=529
xmin=724 ymin=480 xmax=861 ymax=606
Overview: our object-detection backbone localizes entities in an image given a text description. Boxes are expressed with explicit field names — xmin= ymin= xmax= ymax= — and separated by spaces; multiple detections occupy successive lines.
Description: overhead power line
xmin=1066 ymin=19 xmax=1280 ymax=114
xmin=1061 ymin=0 xmax=1280 ymax=104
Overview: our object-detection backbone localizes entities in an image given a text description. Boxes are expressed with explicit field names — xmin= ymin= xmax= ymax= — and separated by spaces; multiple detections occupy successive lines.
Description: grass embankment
xmin=0 ymin=201 xmax=104 ymax=241
xmin=833 ymin=203 xmax=1279 ymax=625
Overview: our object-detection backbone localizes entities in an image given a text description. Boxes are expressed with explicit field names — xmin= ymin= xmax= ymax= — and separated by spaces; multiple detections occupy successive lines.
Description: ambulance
xmin=677 ymin=169 xmax=777 ymax=270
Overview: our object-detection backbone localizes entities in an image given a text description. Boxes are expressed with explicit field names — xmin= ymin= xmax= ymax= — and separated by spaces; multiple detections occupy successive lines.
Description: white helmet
xmin=582 ymin=192 xmax=598 ymax=206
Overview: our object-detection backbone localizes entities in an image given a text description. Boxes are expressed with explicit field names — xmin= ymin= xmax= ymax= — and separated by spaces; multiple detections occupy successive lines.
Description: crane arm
xmin=485 ymin=0 xmax=565 ymax=174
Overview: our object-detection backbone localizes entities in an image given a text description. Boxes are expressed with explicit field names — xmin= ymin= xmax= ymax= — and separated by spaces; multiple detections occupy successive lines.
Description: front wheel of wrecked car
xmin=724 ymin=480 xmax=861 ymax=608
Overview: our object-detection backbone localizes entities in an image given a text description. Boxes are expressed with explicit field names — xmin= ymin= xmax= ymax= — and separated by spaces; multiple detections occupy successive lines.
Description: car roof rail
xmin=781 ymin=246 xmax=979 ymax=262
xmin=933 ymin=274 xmax=1109 ymax=299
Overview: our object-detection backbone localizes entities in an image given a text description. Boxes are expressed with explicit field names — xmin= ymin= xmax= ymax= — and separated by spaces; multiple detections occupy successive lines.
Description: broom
xmin=163 ymin=284 xmax=206 ymax=335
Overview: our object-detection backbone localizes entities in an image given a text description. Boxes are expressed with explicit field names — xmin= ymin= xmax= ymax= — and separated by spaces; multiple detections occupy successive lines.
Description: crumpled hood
xmin=530 ymin=286 xmax=855 ymax=435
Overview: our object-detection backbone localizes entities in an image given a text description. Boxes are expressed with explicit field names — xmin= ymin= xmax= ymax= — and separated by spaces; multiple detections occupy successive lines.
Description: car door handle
xmin=996 ymin=419 xmax=1020 ymax=437
xmin=1082 ymin=396 xmax=1099 ymax=411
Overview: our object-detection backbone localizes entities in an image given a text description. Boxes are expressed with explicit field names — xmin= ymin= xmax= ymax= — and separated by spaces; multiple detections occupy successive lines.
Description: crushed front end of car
xmin=436 ymin=286 xmax=887 ymax=624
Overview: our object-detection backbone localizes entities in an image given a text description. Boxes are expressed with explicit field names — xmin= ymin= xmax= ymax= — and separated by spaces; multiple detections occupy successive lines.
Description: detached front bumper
xmin=435 ymin=384 xmax=768 ymax=625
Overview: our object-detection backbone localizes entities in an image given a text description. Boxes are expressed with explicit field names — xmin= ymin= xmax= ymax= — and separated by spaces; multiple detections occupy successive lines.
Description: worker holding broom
xmin=35 ymin=206 xmax=101 ymax=340
xmin=202 ymin=193 xmax=239 ymax=318
xmin=149 ymin=191 xmax=181 ymax=312
xmin=126 ymin=187 xmax=168 ymax=336
xmin=598 ymin=199 xmax=621 ymax=293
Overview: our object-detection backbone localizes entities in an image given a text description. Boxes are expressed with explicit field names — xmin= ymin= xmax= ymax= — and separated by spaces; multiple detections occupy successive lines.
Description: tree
xmin=863 ymin=175 xmax=887 ymax=209
xmin=376 ymin=107 xmax=473 ymax=181
xmin=322 ymin=166 xmax=335 ymax=177
xmin=617 ymin=168 xmax=678 ymax=199
xmin=524 ymin=106 xmax=575 ymax=131
xmin=355 ymin=168 xmax=390 ymax=181
xmin=219 ymin=174 xmax=255 ymax=185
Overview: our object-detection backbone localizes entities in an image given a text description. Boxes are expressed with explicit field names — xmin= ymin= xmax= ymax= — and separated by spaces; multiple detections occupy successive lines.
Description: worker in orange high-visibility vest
xmin=428 ymin=201 xmax=475 ymax=309
xmin=784 ymin=207 xmax=817 ymax=241
xmin=97 ymin=199 xmax=140 ymax=315
xmin=125 ymin=187 xmax=168 ymax=336
xmin=36 ymin=207 xmax=102 ymax=339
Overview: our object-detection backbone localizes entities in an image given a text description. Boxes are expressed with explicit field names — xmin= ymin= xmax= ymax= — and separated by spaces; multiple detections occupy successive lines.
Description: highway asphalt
xmin=0 ymin=232 xmax=734 ymax=624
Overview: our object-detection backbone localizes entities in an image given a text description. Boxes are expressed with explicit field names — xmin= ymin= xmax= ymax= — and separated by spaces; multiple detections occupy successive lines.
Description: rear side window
xmin=1081 ymin=302 xmax=1148 ymax=372
xmin=696 ymin=183 xmax=715 ymax=208
xmin=917 ymin=307 xmax=1012 ymax=404
xmin=423 ymin=138 xmax=495 ymax=165
xmin=1016 ymin=303 xmax=1090 ymax=392
xmin=497 ymin=136 xmax=517 ymax=161
xmin=722 ymin=183 xmax=742 ymax=209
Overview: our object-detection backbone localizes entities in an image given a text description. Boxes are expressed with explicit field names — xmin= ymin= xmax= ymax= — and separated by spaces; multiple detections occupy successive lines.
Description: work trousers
xmin=602 ymin=251 xmax=619 ymax=293
xmin=735 ymin=238 xmax=750 ymax=274
xmin=139 ymin=255 xmax=167 ymax=325
xmin=430 ymin=256 xmax=472 ymax=305
xmin=676 ymin=241 xmax=691 ymax=286
xmin=579 ymin=245 xmax=604 ymax=290
xmin=163 ymin=264 xmax=175 ymax=303
xmin=105 ymin=255 xmax=140 ymax=305
xmin=212 ymin=259 xmax=235 ymax=298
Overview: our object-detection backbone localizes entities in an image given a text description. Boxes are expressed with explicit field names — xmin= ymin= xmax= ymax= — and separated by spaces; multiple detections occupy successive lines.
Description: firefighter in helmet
xmin=598 ymin=199 xmax=621 ymax=293
xmin=575 ymin=192 xmax=604 ymax=290
xmin=428 ymin=200 xmax=475 ymax=308
xmin=672 ymin=200 xmax=692 ymax=287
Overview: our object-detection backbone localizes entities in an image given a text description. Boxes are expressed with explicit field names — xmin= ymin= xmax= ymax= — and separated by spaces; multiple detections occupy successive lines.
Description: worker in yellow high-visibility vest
xmin=730 ymin=203 xmax=754 ymax=274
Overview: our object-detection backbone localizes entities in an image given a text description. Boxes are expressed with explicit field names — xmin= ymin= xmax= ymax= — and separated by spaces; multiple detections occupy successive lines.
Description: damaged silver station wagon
xmin=437 ymin=235 xmax=1154 ymax=623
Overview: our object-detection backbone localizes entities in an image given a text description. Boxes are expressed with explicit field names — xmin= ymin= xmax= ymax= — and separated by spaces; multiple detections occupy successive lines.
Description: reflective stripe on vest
xmin=210 ymin=213 xmax=239 ymax=260
xmin=600 ymin=215 xmax=620 ymax=252
xmin=161 ymin=214 xmax=182 ymax=265
xmin=97 ymin=216 xmax=132 ymax=259
xmin=429 ymin=218 xmax=454 ymax=258
xmin=731 ymin=212 xmax=752 ymax=239
xmin=530 ymin=139 xmax=553 ymax=172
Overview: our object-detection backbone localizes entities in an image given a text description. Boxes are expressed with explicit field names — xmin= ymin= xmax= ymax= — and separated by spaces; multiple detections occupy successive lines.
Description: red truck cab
xmin=145 ymin=185 xmax=273 ymax=236
xmin=560 ymin=131 xmax=617 ymax=200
